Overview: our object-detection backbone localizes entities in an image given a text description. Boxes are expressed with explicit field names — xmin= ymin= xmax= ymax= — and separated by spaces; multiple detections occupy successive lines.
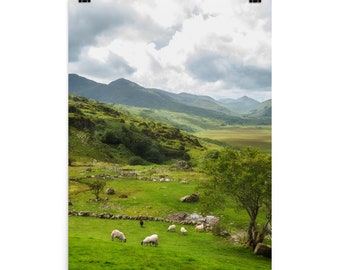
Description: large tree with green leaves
xmin=200 ymin=147 xmax=271 ymax=249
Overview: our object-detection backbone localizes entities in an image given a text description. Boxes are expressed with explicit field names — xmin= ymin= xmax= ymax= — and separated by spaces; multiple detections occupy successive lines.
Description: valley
xmin=68 ymin=79 xmax=272 ymax=269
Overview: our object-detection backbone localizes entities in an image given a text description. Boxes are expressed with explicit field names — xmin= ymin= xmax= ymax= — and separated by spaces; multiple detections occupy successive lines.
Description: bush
xmin=101 ymin=129 xmax=121 ymax=145
xmin=128 ymin=156 xmax=146 ymax=165
xmin=84 ymin=179 xmax=106 ymax=200
xmin=182 ymin=152 xmax=191 ymax=161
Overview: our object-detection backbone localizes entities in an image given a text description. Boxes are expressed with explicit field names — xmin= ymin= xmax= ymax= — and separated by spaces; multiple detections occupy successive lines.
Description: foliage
xmin=83 ymin=178 xmax=106 ymax=200
xmin=101 ymin=129 xmax=122 ymax=145
xmin=128 ymin=156 xmax=146 ymax=166
xmin=68 ymin=95 xmax=204 ymax=164
xmin=199 ymin=147 xmax=271 ymax=249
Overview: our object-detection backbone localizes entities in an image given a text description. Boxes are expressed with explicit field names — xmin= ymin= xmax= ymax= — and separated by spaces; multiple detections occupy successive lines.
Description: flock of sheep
xmin=110 ymin=223 xmax=205 ymax=247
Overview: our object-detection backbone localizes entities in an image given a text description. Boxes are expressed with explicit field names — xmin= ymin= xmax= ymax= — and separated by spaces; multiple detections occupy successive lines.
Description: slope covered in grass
xmin=69 ymin=217 xmax=271 ymax=270
xmin=69 ymin=95 xmax=204 ymax=165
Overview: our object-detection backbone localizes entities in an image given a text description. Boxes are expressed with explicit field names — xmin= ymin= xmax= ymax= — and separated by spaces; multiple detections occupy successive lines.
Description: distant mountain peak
xmin=109 ymin=78 xmax=142 ymax=88
xmin=238 ymin=96 xmax=255 ymax=101
xmin=68 ymin=74 xmax=271 ymax=122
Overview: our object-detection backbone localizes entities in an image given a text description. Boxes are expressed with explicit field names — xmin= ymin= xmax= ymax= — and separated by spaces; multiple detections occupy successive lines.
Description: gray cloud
xmin=68 ymin=3 xmax=135 ymax=62
xmin=69 ymin=2 xmax=169 ymax=62
xmin=152 ymin=24 xmax=182 ymax=49
xmin=72 ymin=52 xmax=136 ymax=80
xmin=186 ymin=51 xmax=271 ymax=90
xmin=69 ymin=1 xmax=271 ymax=101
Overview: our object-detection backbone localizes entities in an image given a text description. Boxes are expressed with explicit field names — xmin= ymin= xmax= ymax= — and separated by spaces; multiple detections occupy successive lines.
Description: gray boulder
xmin=105 ymin=188 xmax=115 ymax=195
xmin=254 ymin=243 xmax=272 ymax=258
xmin=180 ymin=193 xmax=199 ymax=202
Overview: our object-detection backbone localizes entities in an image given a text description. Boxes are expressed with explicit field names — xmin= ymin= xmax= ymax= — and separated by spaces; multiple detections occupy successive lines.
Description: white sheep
xmin=149 ymin=234 xmax=158 ymax=246
xmin=141 ymin=236 xmax=152 ymax=245
xmin=111 ymin=229 xmax=127 ymax=242
xmin=141 ymin=234 xmax=158 ymax=246
xmin=167 ymin=224 xmax=176 ymax=232
xmin=195 ymin=224 xmax=205 ymax=232
xmin=180 ymin=227 xmax=188 ymax=235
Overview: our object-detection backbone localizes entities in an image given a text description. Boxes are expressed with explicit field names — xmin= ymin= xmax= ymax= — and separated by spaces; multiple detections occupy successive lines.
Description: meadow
xmin=68 ymin=163 xmax=266 ymax=230
xmin=69 ymin=216 xmax=271 ymax=270
xmin=69 ymin=98 xmax=272 ymax=269
xmin=194 ymin=126 xmax=271 ymax=153
xmin=69 ymin=161 xmax=271 ymax=269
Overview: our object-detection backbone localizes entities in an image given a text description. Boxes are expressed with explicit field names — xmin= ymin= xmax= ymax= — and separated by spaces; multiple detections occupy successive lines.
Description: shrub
xmin=101 ymin=129 xmax=121 ymax=145
xmin=182 ymin=152 xmax=191 ymax=161
xmin=84 ymin=179 xmax=106 ymax=200
xmin=128 ymin=156 xmax=146 ymax=165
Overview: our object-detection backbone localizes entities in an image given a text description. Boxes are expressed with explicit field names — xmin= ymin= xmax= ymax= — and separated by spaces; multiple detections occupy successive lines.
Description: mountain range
xmin=69 ymin=74 xmax=271 ymax=126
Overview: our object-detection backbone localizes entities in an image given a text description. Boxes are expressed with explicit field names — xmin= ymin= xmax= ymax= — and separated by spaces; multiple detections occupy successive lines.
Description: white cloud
xmin=69 ymin=0 xmax=271 ymax=101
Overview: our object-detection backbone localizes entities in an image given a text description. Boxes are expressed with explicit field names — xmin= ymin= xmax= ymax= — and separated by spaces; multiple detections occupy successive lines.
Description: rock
xmin=254 ymin=243 xmax=272 ymax=258
xmin=180 ymin=180 xmax=189 ymax=184
xmin=189 ymin=213 xmax=203 ymax=220
xmin=168 ymin=212 xmax=188 ymax=221
xmin=180 ymin=193 xmax=199 ymax=202
xmin=176 ymin=160 xmax=191 ymax=169
xmin=205 ymin=215 xmax=220 ymax=225
xmin=219 ymin=230 xmax=231 ymax=237
xmin=105 ymin=188 xmax=115 ymax=195
xmin=79 ymin=211 xmax=91 ymax=216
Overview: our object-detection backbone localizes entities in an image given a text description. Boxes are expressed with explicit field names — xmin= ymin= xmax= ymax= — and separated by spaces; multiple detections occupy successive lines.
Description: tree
xmin=101 ymin=129 xmax=121 ymax=145
xmin=200 ymin=147 xmax=271 ymax=249
xmin=85 ymin=179 xmax=106 ymax=201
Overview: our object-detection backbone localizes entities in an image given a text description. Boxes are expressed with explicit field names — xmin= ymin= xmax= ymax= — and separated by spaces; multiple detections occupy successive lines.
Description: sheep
xmin=111 ymin=229 xmax=127 ymax=242
xmin=141 ymin=234 xmax=158 ymax=246
xmin=167 ymin=224 xmax=176 ymax=232
xmin=140 ymin=219 xmax=144 ymax=227
xmin=180 ymin=227 xmax=188 ymax=235
xmin=141 ymin=236 xmax=152 ymax=246
xmin=195 ymin=224 xmax=205 ymax=232
xmin=149 ymin=234 xmax=158 ymax=246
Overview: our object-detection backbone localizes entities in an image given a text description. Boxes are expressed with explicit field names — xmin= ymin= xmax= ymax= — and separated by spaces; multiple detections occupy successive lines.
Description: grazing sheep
xmin=141 ymin=236 xmax=152 ymax=245
xmin=180 ymin=227 xmax=188 ymax=235
xmin=149 ymin=234 xmax=158 ymax=246
xmin=195 ymin=224 xmax=205 ymax=232
xmin=167 ymin=224 xmax=176 ymax=232
xmin=111 ymin=229 xmax=127 ymax=242
xmin=141 ymin=234 xmax=158 ymax=246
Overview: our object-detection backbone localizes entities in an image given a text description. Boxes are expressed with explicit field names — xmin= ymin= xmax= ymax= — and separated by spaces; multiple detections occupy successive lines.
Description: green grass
xmin=69 ymin=216 xmax=271 ymax=270
xmin=69 ymin=164 xmax=206 ymax=217
xmin=194 ymin=126 xmax=271 ymax=153
xmin=69 ymin=163 xmax=268 ymax=232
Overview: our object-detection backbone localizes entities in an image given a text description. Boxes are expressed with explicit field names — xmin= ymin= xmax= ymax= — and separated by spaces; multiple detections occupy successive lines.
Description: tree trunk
xmin=246 ymin=219 xmax=257 ymax=249
xmin=258 ymin=218 xmax=271 ymax=243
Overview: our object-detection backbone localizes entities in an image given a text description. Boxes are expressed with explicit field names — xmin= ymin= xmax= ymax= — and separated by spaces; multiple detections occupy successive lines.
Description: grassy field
xmin=69 ymin=158 xmax=271 ymax=269
xmin=69 ymin=216 xmax=271 ymax=270
xmin=68 ymin=163 xmax=266 ymax=231
xmin=194 ymin=126 xmax=271 ymax=153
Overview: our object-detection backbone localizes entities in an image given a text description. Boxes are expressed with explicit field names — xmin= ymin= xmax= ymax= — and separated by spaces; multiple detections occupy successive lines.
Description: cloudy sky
xmin=69 ymin=0 xmax=271 ymax=102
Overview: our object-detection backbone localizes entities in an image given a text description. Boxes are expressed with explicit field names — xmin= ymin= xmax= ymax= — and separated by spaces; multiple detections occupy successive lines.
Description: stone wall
xmin=68 ymin=211 xmax=219 ymax=230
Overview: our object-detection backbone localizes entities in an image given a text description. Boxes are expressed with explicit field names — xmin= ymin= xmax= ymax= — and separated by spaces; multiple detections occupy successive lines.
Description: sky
xmin=69 ymin=0 xmax=271 ymax=102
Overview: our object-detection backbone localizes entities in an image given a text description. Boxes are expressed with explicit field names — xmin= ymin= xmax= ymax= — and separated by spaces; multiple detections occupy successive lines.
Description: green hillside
xmin=245 ymin=99 xmax=272 ymax=118
xmin=115 ymin=104 xmax=270 ymax=133
xmin=69 ymin=74 xmax=271 ymax=126
xmin=69 ymin=95 xmax=205 ymax=165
